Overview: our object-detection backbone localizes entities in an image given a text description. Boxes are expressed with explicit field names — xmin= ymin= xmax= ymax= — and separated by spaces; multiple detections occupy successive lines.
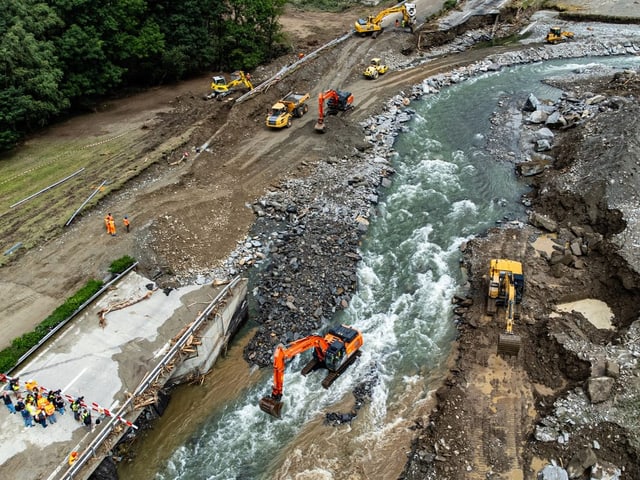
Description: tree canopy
xmin=0 ymin=0 xmax=287 ymax=151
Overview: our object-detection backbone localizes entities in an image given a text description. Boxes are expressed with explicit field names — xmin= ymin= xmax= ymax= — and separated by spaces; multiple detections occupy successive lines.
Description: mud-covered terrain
xmin=401 ymin=66 xmax=640 ymax=479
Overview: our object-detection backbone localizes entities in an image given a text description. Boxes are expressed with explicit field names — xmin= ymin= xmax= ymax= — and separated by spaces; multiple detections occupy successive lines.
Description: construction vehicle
xmin=265 ymin=92 xmax=310 ymax=129
xmin=259 ymin=324 xmax=364 ymax=418
xmin=363 ymin=58 xmax=389 ymax=79
xmin=486 ymin=259 xmax=525 ymax=356
xmin=545 ymin=26 xmax=575 ymax=44
xmin=314 ymin=89 xmax=354 ymax=133
xmin=354 ymin=3 xmax=417 ymax=38
xmin=205 ymin=71 xmax=253 ymax=100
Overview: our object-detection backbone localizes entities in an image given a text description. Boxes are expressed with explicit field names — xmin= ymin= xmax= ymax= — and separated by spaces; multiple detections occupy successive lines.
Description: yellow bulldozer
xmin=545 ymin=26 xmax=575 ymax=44
xmin=205 ymin=71 xmax=253 ymax=100
xmin=486 ymin=259 xmax=524 ymax=356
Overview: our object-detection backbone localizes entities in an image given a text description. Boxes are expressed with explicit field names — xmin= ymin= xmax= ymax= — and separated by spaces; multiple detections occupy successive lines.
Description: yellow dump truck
xmin=266 ymin=92 xmax=310 ymax=129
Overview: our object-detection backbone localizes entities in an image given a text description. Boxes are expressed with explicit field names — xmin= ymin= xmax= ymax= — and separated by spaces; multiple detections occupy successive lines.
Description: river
xmin=119 ymin=56 xmax=640 ymax=480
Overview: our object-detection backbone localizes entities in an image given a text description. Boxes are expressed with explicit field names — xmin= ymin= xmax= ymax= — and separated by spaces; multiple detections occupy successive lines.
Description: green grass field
xmin=0 ymin=129 xmax=151 ymax=264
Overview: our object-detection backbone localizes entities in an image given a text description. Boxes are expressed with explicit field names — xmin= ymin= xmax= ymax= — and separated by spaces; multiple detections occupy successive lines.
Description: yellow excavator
xmin=486 ymin=259 xmax=524 ymax=356
xmin=205 ymin=71 xmax=253 ymax=100
xmin=259 ymin=325 xmax=364 ymax=418
xmin=354 ymin=2 xmax=417 ymax=38
xmin=545 ymin=26 xmax=575 ymax=44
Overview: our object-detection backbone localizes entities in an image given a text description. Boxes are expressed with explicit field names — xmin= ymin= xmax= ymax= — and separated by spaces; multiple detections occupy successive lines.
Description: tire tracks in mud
xmin=461 ymin=228 xmax=537 ymax=479
xmin=208 ymin=39 xmax=521 ymax=189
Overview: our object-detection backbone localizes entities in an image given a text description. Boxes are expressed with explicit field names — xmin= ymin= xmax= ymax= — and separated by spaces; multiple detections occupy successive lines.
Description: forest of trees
xmin=0 ymin=0 xmax=287 ymax=151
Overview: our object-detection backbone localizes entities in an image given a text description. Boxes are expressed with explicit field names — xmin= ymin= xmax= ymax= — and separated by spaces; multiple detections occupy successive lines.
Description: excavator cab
xmin=324 ymin=341 xmax=346 ymax=371
xmin=211 ymin=76 xmax=226 ymax=87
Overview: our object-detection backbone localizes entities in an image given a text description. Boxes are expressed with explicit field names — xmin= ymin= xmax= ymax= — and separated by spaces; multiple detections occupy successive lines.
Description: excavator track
xmin=301 ymin=358 xmax=320 ymax=376
xmin=321 ymin=350 xmax=362 ymax=389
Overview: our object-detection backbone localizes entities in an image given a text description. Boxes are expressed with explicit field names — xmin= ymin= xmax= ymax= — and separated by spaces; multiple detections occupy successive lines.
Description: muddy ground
xmin=3 ymin=2 xmax=640 ymax=479
xmin=401 ymin=63 xmax=640 ymax=479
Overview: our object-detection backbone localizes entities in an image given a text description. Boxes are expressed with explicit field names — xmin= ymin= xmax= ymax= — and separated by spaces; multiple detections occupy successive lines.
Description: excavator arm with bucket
xmin=259 ymin=325 xmax=363 ymax=418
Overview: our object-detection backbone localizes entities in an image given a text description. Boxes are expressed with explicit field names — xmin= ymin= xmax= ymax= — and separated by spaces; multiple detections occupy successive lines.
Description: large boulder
xmin=586 ymin=377 xmax=615 ymax=404
xmin=538 ymin=464 xmax=569 ymax=480
xmin=530 ymin=212 xmax=558 ymax=232
xmin=590 ymin=460 xmax=622 ymax=480
xmin=566 ymin=448 xmax=597 ymax=479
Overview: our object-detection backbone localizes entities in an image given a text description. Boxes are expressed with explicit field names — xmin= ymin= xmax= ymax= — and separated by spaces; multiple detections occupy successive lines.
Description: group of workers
xmin=104 ymin=212 xmax=130 ymax=236
xmin=1 ymin=376 xmax=93 ymax=431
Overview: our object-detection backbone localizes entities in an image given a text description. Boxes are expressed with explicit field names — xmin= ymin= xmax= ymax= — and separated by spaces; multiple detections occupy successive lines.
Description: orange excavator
xmin=259 ymin=324 xmax=364 ymax=418
xmin=314 ymin=89 xmax=354 ymax=133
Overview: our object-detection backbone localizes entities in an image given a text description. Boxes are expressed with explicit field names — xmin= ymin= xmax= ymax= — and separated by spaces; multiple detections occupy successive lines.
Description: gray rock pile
xmin=537 ymin=318 xmax=640 ymax=437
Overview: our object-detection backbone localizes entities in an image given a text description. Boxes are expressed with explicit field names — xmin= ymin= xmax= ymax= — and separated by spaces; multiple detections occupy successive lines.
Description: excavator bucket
xmin=497 ymin=333 xmax=521 ymax=356
xmin=314 ymin=120 xmax=326 ymax=133
xmin=259 ymin=396 xmax=283 ymax=418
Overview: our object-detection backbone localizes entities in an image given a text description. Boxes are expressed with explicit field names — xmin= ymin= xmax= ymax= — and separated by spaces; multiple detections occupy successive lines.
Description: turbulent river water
xmin=119 ymin=56 xmax=640 ymax=480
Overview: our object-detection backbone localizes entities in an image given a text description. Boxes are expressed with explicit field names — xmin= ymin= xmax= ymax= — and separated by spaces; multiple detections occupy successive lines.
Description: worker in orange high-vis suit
xmin=104 ymin=213 xmax=113 ymax=233
xmin=36 ymin=395 xmax=49 ymax=411
xmin=123 ymin=216 xmax=130 ymax=233
xmin=108 ymin=217 xmax=116 ymax=236
xmin=44 ymin=400 xmax=57 ymax=424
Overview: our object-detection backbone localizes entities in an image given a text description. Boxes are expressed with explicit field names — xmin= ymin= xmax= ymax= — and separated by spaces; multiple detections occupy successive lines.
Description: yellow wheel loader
xmin=487 ymin=259 xmax=524 ymax=356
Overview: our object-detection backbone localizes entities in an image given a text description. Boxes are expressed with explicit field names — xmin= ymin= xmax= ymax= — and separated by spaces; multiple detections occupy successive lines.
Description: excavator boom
xmin=259 ymin=325 xmax=363 ymax=418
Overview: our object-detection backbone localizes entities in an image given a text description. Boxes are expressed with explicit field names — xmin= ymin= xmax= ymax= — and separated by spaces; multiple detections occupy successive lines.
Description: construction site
xmin=2 ymin=0 xmax=640 ymax=479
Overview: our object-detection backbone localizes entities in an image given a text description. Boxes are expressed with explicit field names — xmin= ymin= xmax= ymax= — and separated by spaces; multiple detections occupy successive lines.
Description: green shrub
xmin=444 ymin=0 xmax=458 ymax=10
xmin=0 ymin=278 xmax=104 ymax=373
xmin=109 ymin=255 xmax=136 ymax=274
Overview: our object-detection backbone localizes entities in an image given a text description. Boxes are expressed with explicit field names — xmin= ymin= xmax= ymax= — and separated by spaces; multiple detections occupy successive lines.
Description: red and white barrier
xmin=2 ymin=374 xmax=137 ymax=429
